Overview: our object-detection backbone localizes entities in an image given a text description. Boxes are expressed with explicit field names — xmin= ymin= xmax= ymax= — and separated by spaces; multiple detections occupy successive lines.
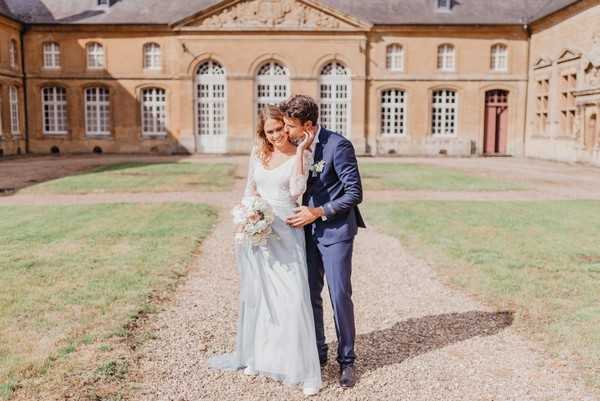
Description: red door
xmin=484 ymin=90 xmax=509 ymax=155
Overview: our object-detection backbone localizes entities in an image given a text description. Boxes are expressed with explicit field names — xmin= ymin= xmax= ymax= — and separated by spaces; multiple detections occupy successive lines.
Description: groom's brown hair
xmin=280 ymin=95 xmax=319 ymax=125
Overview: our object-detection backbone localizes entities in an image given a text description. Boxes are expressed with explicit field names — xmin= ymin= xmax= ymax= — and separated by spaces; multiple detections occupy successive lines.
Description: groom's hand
xmin=286 ymin=206 xmax=324 ymax=227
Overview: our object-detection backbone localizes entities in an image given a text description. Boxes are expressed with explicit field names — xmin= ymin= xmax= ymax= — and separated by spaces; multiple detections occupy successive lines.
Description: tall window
xmin=9 ymin=40 xmax=17 ymax=69
xmin=320 ymin=62 xmax=351 ymax=136
xmin=141 ymin=88 xmax=167 ymax=136
xmin=491 ymin=44 xmax=508 ymax=72
xmin=197 ymin=61 xmax=227 ymax=137
xmin=256 ymin=62 xmax=289 ymax=115
xmin=560 ymin=73 xmax=577 ymax=136
xmin=42 ymin=87 xmax=68 ymax=135
xmin=536 ymin=78 xmax=550 ymax=135
xmin=437 ymin=44 xmax=455 ymax=71
xmin=143 ymin=43 xmax=161 ymax=71
xmin=43 ymin=42 xmax=61 ymax=69
xmin=87 ymin=42 xmax=105 ymax=69
xmin=9 ymin=86 xmax=19 ymax=135
xmin=386 ymin=44 xmax=404 ymax=72
xmin=381 ymin=89 xmax=406 ymax=135
xmin=85 ymin=87 xmax=110 ymax=136
xmin=431 ymin=89 xmax=457 ymax=135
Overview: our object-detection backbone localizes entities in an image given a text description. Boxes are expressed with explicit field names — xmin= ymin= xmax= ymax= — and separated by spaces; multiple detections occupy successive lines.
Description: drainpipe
xmin=363 ymin=35 xmax=371 ymax=155
xmin=522 ymin=23 xmax=532 ymax=157
xmin=19 ymin=24 xmax=30 ymax=154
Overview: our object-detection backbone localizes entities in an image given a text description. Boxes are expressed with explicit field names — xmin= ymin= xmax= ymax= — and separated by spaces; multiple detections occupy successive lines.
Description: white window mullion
xmin=10 ymin=87 xmax=19 ymax=135
xmin=432 ymin=89 xmax=457 ymax=136
xmin=320 ymin=62 xmax=351 ymax=136
xmin=256 ymin=62 xmax=289 ymax=116
xmin=381 ymin=89 xmax=406 ymax=135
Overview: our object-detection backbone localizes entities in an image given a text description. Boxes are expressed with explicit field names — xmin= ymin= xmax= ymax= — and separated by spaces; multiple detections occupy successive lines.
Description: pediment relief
xmin=533 ymin=57 xmax=552 ymax=69
xmin=557 ymin=48 xmax=581 ymax=64
xmin=173 ymin=0 xmax=371 ymax=31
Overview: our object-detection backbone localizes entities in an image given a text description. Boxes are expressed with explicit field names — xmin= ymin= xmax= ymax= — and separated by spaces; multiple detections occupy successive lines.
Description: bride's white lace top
xmin=245 ymin=147 xmax=312 ymax=209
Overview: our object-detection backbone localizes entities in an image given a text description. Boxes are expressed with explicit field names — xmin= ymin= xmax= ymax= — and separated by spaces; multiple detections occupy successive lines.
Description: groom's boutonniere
xmin=310 ymin=160 xmax=326 ymax=176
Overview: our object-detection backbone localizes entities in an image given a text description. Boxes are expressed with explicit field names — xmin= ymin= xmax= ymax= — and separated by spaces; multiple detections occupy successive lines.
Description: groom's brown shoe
xmin=339 ymin=365 xmax=356 ymax=388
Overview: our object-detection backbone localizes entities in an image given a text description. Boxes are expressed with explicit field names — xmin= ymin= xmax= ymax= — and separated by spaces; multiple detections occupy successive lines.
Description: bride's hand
xmin=296 ymin=130 xmax=314 ymax=153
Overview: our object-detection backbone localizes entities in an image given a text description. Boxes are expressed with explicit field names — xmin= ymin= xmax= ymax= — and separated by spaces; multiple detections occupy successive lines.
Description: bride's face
xmin=264 ymin=118 xmax=288 ymax=148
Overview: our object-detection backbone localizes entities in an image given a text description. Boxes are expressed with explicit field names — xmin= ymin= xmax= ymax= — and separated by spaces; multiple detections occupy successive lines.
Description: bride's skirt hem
xmin=208 ymin=357 xmax=321 ymax=395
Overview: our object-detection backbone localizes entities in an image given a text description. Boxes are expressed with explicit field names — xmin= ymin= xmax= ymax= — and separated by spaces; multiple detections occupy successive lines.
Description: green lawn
xmin=364 ymin=200 xmax=600 ymax=386
xmin=0 ymin=203 xmax=217 ymax=397
xmin=19 ymin=162 xmax=236 ymax=194
xmin=359 ymin=163 xmax=527 ymax=191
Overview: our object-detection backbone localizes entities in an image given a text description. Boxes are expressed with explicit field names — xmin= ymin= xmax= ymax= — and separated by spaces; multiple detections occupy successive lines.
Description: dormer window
xmin=437 ymin=0 xmax=452 ymax=11
xmin=96 ymin=0 xmax=110 ymax=8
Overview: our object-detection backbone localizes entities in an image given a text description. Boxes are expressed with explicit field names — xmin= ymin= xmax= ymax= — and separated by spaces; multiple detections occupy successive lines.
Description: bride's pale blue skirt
xmin=208 ymin=201 xmax=322 ymax=395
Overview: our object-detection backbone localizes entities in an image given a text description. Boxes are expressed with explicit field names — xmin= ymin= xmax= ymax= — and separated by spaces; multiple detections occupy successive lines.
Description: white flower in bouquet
xmin=232 ymin=195 xmax=276 ymax=247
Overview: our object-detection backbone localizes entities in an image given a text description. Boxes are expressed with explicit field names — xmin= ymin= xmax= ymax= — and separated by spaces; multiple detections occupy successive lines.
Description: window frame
xmin=431 ymin=88 xmax=458 ymax=136
xmin=143 ymin=42 xmax=162 ymax=71
xmin=9 ymin=86 xmax=19 ymax=136
xmin=380 ymin=88 xmax=408 ymax=136
xmin=140 ymin=87 xmax=168 ymax=137
xmin=42 ymin=42 xmax=61 ymax=70
xmin=41 ymin=86 xmax=69 ymax=135
xmin=319 ymin=61 xmax=352 ymax=137
xmin=86 ymin=42 xmax=105 ymax=70
xmin=386 ymin=44 xmax=404 ymax=72
xmin=84 ymin=86 xmax=111 ymax=137
xmin=490 ymin=43 xmax=508 ymax=72
xmin=255 ymin=61 xmax=290 ymax=118
xmin=437 ymin=43 xmax=456 ymax=72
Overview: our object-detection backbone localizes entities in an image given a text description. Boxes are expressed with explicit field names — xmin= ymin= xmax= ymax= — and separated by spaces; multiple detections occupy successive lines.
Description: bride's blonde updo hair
xmin=256 ymin=105 xmax=285 ymax=166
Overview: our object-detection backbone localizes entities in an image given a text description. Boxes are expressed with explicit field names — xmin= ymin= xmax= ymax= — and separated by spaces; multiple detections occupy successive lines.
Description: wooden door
xmin=484 ymin=90 xmax=509 ymax=155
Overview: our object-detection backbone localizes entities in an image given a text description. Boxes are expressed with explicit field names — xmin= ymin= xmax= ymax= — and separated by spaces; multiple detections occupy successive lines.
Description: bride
xmin=208 ymin=105 xmax=321 ymax=396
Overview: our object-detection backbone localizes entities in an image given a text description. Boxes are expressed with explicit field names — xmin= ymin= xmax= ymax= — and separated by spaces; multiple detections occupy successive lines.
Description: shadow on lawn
xmin=322 ymin=310 xmax=514 ymax=383
xmin=3 ymin=158 xmax=197 ymax=195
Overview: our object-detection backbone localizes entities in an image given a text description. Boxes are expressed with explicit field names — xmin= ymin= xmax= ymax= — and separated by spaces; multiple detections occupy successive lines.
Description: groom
xmin=283 ymin=95 xmax=365 ymax=388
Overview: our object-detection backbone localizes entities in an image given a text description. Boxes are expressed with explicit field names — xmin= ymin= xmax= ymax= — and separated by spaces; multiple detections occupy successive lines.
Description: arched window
xmin=381 ymin=89 xmax=406 ymax=135
xmin=87 ymin=42 xmax=105 ymax=69
xmin=9 ymin=86 xmax=19 ymax=135
xmin=197 ymin=60 xmax=227 ymax=138
xmin=9 ymin=40 xmax=17 ymax=69
xmin=490 ymin=44 xmax=508 ymax=72
xmin=256 ymin=61 xmax=289 ymax=115
xmin=43 ymin=42 xmax=61 ymax=69
xmin=143 ymin=42 xmax=161 ymax=71
xmin=386 ymin=44 xmax=404 ymax=72
xmin=85 ymin=87 xmax=110 ymax=136
xmin=320 ymin=62 xmax=351 ymax=136
xmin=437 ymin=44 xmax=455 ymax=71
xmin=42 ymin=87 xmax=68 ymax=135
xmin=431 ymin=89 xmax=457 ymax=135
xmin=141 ymin=88 xmax=167 ymax=136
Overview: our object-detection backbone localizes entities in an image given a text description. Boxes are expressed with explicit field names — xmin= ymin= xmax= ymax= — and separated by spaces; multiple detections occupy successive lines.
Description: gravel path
xmin=128 ymin=179 xmax=598 ymax=401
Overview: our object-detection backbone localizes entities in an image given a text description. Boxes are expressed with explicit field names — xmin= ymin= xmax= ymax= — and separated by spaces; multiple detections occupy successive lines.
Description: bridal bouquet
xmin=232 ymin=195 xmax=276 ymax=247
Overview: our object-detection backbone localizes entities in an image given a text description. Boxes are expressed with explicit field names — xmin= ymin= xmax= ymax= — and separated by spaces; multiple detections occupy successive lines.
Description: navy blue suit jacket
xmin=302 ymin=128 xmax=366 ymax=246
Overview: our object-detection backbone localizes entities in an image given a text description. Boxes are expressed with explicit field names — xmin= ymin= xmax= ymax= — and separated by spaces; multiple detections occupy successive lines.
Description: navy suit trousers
xmin=305 ymin=233 xmax=356 ymax=367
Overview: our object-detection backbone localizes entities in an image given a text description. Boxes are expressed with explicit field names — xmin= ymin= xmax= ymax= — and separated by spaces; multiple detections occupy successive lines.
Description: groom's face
xmin=283 ymin=116 xmax=314 ymax=145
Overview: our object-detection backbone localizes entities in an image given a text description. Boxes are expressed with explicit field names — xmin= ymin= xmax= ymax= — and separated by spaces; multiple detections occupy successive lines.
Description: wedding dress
xmin=208 ymin=148 xmax=321 ymax=396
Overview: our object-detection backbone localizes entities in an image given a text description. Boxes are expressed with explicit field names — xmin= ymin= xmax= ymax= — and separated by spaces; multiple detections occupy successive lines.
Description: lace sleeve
xmin=244 ymin=147 xmax=258 ymax=198
xmin=289 ymin=149 xmax=312 ymax=199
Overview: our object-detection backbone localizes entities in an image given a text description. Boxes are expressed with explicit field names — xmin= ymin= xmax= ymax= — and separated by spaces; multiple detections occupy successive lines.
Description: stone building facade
xmin=0 ymin=0 xmax=598 ymax=166
xmin=0 ymin=10 xmax=25 ymax=157
xmin=526 ymin=0 xmax=600 ymax=166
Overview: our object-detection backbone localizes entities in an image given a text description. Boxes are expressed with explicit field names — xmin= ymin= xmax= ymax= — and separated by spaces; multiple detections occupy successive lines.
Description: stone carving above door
xmin=180 ymin=0 xmax=364 ymax=30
